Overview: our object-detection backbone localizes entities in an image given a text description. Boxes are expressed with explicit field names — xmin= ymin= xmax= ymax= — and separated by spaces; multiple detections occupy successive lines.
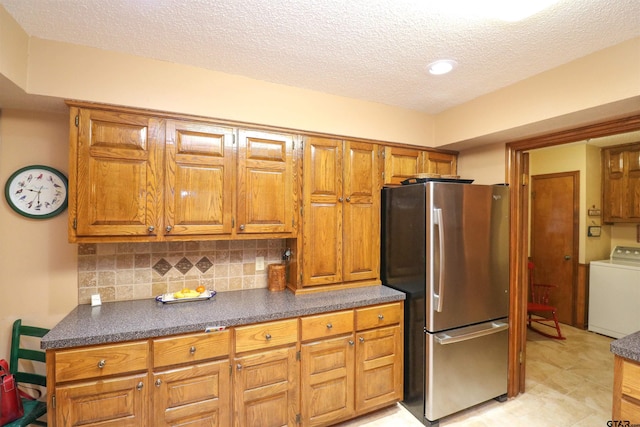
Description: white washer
xmin=589 ymin=246 xmax=640 ymax=339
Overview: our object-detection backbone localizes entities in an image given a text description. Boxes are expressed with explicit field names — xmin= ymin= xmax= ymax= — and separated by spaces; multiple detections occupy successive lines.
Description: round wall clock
xmin=4 ymin=165 xmax=68 ymax=219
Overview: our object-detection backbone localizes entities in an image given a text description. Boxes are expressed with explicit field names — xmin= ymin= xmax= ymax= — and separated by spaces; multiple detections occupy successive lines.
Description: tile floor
xmin=338 ymin=324 xmax=614 ymax=426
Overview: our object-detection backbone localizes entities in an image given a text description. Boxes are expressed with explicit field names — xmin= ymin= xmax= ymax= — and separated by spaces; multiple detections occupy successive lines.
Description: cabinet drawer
xmin=235 ymin=319 xmax=298 ymax=353
xmin=356 ymin=302 xmax=402 ymax=331
xmin=55 ymin=341 xmax=149 ymax=382
xmin=300 ymin=310 xmax=354 ymax=342
xmin=153 ymin=330 xmax=230 ymax=368
xmin=622 ymin=358 xmax=640 ymax=401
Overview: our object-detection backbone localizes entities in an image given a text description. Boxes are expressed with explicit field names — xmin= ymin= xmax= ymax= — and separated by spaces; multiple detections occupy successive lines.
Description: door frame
xmin=506 ymin=114 xmax=640 ymax=397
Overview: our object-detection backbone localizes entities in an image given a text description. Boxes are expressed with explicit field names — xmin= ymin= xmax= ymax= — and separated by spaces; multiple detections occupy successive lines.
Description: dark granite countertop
xmin=611 ymin=331 xmax=640 ymax=363
xmin=42 ymin=285 xmax=405 ymax=350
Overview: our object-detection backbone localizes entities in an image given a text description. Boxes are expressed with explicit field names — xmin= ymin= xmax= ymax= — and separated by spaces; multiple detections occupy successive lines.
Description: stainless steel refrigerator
xmin=381 ymin=181 xmax=509 ymax=426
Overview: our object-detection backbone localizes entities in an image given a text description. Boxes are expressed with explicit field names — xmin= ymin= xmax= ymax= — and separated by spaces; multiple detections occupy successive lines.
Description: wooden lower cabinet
xmin=301 ymin=335 xmax=356 ymax=426
xmin=355 ymin=325 xmax=403 ymax=413
xmin=153 ymin=360 xmax=231 ymax=426
xmin=48 ymin=302 xmax=403 ymax=427
xmin=55 ymin=373 xmax=149 ymax=426
xmin=233 ymin=346 xmax=299 ymax=427
xmin=299 ymin=303 xmax=403 ymax=427
xmin=613 ymin=355 xmax=640 ymax=423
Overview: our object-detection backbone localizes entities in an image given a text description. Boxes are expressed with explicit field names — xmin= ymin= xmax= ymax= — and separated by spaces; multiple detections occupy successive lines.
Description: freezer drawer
xmin=426 ymin=319 xmax=508 ymax=422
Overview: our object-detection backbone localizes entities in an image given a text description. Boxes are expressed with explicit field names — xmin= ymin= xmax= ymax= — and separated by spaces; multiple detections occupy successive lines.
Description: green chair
xmin=6 ymin=319 xmax=49 ymax=426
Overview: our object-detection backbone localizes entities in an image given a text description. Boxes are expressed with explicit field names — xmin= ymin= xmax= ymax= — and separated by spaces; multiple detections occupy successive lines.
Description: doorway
xmin=530 ymin=172 xmax=579 ymax=326
xmin=506 ymin=114 xmax=640 ymax=397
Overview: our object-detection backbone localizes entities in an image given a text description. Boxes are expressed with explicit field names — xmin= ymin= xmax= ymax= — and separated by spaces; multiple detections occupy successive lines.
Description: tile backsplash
xmin=77 ymin=240 xmax=286 ymax=304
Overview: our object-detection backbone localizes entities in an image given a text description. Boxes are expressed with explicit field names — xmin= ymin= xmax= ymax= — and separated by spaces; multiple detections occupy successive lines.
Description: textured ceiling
xmin=0 ymin=0 xmax=639 ymax=114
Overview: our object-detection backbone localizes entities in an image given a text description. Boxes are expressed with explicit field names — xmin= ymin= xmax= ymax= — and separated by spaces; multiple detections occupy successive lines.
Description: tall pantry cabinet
xmin=297 ymin=137 xmax=380 ymax=289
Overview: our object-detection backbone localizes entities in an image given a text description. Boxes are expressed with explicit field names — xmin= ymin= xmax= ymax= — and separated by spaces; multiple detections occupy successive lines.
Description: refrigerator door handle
xmin=435 ymin=322 xmax=509 ymax=345
xmin=433 ymin=207 xmax=445 ymax=312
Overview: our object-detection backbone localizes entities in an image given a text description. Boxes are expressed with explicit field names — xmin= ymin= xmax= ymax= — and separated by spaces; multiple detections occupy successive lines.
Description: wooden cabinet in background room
xmin=300 ymin=137 xmax=380 ymax=288
xmin=602 ymin=142 xmax=640 ymax=223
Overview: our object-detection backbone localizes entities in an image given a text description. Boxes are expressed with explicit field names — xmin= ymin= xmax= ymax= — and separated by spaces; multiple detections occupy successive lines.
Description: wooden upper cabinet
xmin=383 ymin=146 xmax=423 ymax=185
xmin=236 ymin=129 xmax=296 ymax=234
xmin=301 ymin=137 xmax=379 ymax=288
xmin=603 ymin=143 xmax=640 ymax=223
xmin=69 ymin=103 xmax=299 ymax=241
xmin=383 ymin=146 xmax=458 ymax=185
xmin=73 ymin=108 xmax=162 ymax=238
xmin=165 ymin=120 xmax=234 ymax=236
xmin=424 ymin=151 xmax=457 ymax=176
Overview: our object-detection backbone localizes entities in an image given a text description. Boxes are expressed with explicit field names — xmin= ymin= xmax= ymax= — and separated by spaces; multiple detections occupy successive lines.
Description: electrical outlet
xmin=255 ymin=256 xmax=265 ymax=271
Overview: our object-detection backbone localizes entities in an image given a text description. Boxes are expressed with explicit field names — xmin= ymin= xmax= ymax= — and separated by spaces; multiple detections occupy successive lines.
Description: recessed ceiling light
xmin=427 ymin=59 xmax=457 ymax=75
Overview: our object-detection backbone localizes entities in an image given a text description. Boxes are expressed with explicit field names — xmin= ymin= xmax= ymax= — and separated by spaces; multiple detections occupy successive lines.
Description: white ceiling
xmin=0 ymin=0 xmax=639 ymax=115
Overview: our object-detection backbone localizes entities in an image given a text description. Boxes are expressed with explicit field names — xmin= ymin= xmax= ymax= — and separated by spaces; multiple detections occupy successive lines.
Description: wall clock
xmin=4 ymin=165 xmax=68 ymax=219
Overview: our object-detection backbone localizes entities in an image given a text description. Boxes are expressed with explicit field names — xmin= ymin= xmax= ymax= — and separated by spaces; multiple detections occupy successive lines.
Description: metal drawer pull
xmin=237 ymin=364 xmax=242 ymax=370
xmin=378 ymin=314 xmax=384 ymax=320
xmin=265 ymin=333 xmax=272 ymax=340
xmin=239 ymin=224 xmax=245 ymax=231
xmin=147 ymin=226 xmax=155 ymax=232
xmin=97 ymin=359 xmax=106 ymax=369
xmin=165 ymin=225 xmax=172 ymax=232
xmin=326 ymin=323 xmax=333 ymax=329
xmin=359 ymin=337 xmax=365 ymax=343
xmin=349 ymin=340 xmax=355 ymax=346
xmin=155 ymin=379 xmax=162 ymax=387
xmin=189 ymin=346 xmax=196 ymax=354
xmin=137 ymin=382 xmax=143 ymax=391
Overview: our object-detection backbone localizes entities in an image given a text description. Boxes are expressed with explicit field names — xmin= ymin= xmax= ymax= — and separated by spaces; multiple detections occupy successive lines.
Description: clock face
xmin=4 ymin=165 xmax=68 ymax=219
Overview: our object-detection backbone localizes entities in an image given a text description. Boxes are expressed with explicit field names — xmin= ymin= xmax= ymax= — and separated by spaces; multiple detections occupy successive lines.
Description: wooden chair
xmin=6 ymin=319 xmax=49 ymax=426
xmin=527 ymin=261 xmax=565 ymax=340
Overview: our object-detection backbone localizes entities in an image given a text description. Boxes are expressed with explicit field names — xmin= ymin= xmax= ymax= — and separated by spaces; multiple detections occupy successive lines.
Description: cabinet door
xmin=152 ymin=360 xmax=231 ymax=427
xmin=355 ymin=325 xmax=403 ymax=413
xmin=424 ymin=151 xmax=457 ymax=176
xmin=301 ymin=335 xmax=355 ymax=427
xmin=383 ymin=146 xmax=423 ymax=185
xmin=302 ymin=137 xmax=343 ymax=286
xmin=343 ymin=141 xmax=380 ymax=283
xmin=75 ymin=109 xmax=162 ymax=237
xmin=234 ymin=346 xmax=299 ymax=427
xmin=626 ymin=145 xmax=640 ymax=221
xmin=237 ymin=129 xmax=295 ymax=234
xmin=603 ymin=147 xmax=626 ymax=222
xmin=165 ymin=121 xmax=234 ymax=236
xmin=55 ymin=373 xmax=148 ymax=426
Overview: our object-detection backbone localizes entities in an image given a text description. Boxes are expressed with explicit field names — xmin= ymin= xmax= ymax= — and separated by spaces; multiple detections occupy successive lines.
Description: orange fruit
xmin=196 ymin=285 xmax=206 ymax=293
